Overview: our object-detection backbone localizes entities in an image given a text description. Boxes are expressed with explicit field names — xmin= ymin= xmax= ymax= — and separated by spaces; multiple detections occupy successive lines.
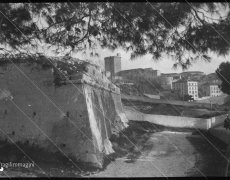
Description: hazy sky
xmin=3 ymin=3 xmax=226 ymax=75
xmin=74 ymin=47 xmax=230 ymax=75
xmin=20 ymin=3 xmax=228 ymax=75
xmin=72 ymin=3 xmax=230 ymax=75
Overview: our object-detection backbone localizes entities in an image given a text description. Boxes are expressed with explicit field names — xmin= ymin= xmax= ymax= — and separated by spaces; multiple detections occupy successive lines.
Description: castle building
xmin=104 ymin=53 xmax=122 ymax=81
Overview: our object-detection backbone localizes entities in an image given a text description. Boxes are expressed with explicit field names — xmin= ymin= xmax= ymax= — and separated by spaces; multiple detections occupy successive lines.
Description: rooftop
xmin=201 ymin=82 xmax=220 ymax=86
xmin=118 ymin=68 xmax=159 ymax=73
xmin=172 ymin=78 xmax=199 ymax=84
xmin=180 ymin=71 xmax=204 ymax=74
xmin=161 ymin=73 xmax=179 ymax=75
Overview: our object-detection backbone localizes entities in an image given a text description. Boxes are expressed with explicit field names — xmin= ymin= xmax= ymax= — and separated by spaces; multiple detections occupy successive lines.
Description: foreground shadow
xmin=107 ymin=120 xmax=195 ymax=165
xmin=108 ymin=121 xmax=157 ymax=164
xmin=0 ymin=139 xmax=101 ymax=177
xmin=186 ymin=130 xmax=227 ymax=177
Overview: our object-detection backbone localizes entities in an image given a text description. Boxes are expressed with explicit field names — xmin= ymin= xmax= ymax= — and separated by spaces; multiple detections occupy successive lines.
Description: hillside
xmin=118 ymin=82 xmax=162 ymax=97
xmin=122 ymin=101 xmax=227 ymax=118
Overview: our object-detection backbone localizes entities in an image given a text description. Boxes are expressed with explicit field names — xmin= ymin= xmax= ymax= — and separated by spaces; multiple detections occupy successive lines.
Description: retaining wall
xmin=121 ymin=94 xmax=214 ymax=109
xmin=195 ymin=94 xmax=228 ymax=105
xmin=209 ymin=127 xmax=230 ymax=144
xmin=124 ymin=106 xmax=208 ymax=129
xmin=124 ymin=106 xmax=227 ymax=130
xmin=0 ymin=61 xmax=128 ymax=168
xmin=207 ymin=114 xmax=228 ymax=129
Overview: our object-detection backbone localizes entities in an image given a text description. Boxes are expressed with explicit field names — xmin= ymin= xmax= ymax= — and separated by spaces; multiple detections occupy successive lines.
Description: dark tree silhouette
xmin=183 ymin=94 xmax=194 ymax=101
xmin=0 ymin=3 xmax=230 ymax=68
xmin=216 ymin=62 xmax=230 ymax=95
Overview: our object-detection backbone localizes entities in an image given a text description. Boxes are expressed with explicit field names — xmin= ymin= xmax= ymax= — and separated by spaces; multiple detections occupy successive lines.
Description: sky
xmin=73 ymin=47 xmax=230 ymax=75
xmin=72 ymin=3 xmax=230 ymax=75
xmin=1 ymin=3 xmax=228 ymax=75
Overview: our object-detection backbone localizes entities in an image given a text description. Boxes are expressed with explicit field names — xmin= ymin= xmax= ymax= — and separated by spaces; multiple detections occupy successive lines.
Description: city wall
xmin=0 ymin=60 xmax=128 ymax=168
xmin=124 ymin=106 xmax=227 ymax=130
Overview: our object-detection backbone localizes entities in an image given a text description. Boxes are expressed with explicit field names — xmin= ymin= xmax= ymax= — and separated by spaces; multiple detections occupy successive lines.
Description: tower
xmin=104 ymin=53 xmax=121 ymax=80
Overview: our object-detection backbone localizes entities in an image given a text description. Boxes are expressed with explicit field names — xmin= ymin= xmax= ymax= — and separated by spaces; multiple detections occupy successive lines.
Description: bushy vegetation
xmin=1 ymin=3 xmax=230 ymax=69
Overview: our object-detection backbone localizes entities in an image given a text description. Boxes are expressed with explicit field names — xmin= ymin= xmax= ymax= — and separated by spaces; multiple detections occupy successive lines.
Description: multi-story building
xmin=201 ymin=73 xmax=222 ymax=85
xmin=172 ymin=78 xmax=199 ymax=100
xmin=160 ymin=76 xmax=173 ymax=90
xmin=104 ymin=53 xmax=122 ymax=80
xmin=200 ymin=82 xmax=222 ymax=97
xmin=116 ymin=68 xmax=161 ymax=82
xmin=161 ymin=73 xmax=181 ymax=80
xmin=142 ymin=68 xmax=161 ymax=81
xmin=180 ymin=71 xmax=205 ymax=80
xmin=160 ymin=73 xmax=182 ymax=90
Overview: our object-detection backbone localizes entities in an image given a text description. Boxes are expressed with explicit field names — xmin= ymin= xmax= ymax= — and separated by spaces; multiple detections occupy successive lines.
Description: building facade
xmin=160 ymin=73 xmax=182 ymax=90
xmin=180 ymin=71 xmax=205 ymax=80
xmin=116 ymin=68 xmax=161 ymax=82
xmin=160 ymin=76 xmax=173 ymax=90
xmin=200 ymin=83 xmax=222 ymax=97
xmin=172 ymin=78 xmax=199 ymax=100
xmin=161 ymin=73 xmax=181 ymax=80
xmin=104 ymin=53 xmax=122 ymax=80
xmin=201 ymin=73 xmax=222 ymax=85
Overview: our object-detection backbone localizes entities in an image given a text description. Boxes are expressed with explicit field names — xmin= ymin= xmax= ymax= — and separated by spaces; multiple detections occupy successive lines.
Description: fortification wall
xmin=0 ymin=60 xmax=128 ymax=168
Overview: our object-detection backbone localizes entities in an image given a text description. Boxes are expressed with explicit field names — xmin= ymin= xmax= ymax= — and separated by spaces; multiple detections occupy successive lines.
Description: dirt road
xmin=0 ymin=121 xmax=227 ymax=177
xmin=92 ymin=131 xmax=197 ymax=177
xmin=91 ymin=121 xmax=227 ymax=177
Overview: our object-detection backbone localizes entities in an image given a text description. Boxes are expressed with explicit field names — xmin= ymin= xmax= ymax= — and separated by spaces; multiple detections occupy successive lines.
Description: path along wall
xmin=121 ymin=94 xmax=215 ymax=109
xmin=207 ymin=113 xmax=230 ymax=144
xmin=0 ymin=60 xmax=128 ymax=168
xmin=124 ymin=106 xmax=227 ymax=130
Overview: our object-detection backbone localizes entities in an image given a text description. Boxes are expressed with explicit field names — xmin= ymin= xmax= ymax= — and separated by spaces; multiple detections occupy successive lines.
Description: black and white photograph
xmin=0 ymin=1 xmax=230 ymax=178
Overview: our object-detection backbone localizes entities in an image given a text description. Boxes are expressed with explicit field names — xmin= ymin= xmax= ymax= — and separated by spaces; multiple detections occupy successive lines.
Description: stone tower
xmin=104 ymin=53 xmax=121 ymax=80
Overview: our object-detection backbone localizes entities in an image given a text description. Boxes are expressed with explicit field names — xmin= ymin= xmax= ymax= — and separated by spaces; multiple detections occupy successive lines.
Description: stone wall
xmin=206 ymin=114 xmax=227 ymax=129
xmin=0 ymin=61 xmax=128 ymax=168
xmin=121 ymin=94 xmax=213 ymax=109
xmin=124 ymin=106 xmax=228 ymax=131
xmin=195 ymin=94 xmax=228 ymax=105
xmin=124 ymin=106 xmax=208 ymax=130
xmin=209 ymin=127 xmax=230 ymax=144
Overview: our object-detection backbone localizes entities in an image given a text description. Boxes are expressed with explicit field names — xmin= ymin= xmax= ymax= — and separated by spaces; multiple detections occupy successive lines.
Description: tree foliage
xmin=183 ymin=94 xmax=194 ymax=101
xmin=216 ymin=61 xmax=230 ymax=95
xmin=0 ymin=3 xmax=230 ymax=68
